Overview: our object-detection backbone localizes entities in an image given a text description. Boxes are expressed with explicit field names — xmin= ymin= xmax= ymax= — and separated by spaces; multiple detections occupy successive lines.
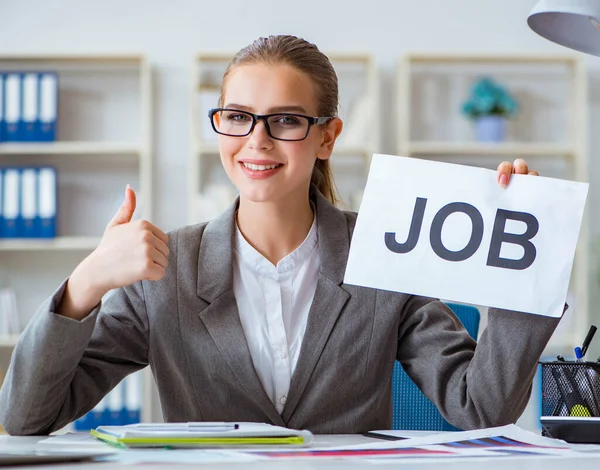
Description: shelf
xmin=406 ymin=142 xmax=575 ymax=157
xmin=0 ymin=335 xmax=20 ymax=347
xmin=0 ymin=53 xmax=146 ymax=65
xmin=405 ymin=52 xmax=579 ymax=64
xmin=0 ymin=236 xmax=101 ymax=251
xmin=0 ymin=142 xmax=144 ymax=156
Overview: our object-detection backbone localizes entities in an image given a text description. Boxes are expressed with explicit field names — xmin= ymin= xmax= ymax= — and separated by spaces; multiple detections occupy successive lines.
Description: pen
xmin=574 ymin=346 xmax=584 ymax=362
xmin=132 ymin=422 xmax=239 ymax=430
xmin=581 ymin=325 xmax=597 ymax=357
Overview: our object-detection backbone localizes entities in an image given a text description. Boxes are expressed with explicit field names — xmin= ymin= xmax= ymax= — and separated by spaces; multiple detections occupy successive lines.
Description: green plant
xmin=462 ymin=77 xmax=519 ymax=119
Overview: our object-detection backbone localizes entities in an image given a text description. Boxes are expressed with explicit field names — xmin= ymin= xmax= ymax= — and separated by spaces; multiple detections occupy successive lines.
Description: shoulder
xmin=165 ymin=222 xmax=210 ymax=256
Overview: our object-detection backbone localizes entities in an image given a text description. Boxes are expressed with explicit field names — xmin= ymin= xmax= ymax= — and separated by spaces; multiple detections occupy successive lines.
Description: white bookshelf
xmin=189 ymin=52 xmax=380 ymax=221
xmin=0 ymin=236 xmax=101 ymax=251
xmin=397 ymin=52 xmax=589 ymax=350
xmin=406 ymin=142 xmax=576 ymax=157
xmin=0 ymin=53 xmax=153 ymax=422
xmin=0 ymin=142 xmax=145 ymax=156
xmin=0 ymin=336 xmax=20 ymax=348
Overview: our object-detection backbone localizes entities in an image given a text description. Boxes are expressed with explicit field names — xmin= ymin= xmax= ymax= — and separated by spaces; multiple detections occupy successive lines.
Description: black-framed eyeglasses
xmin=208 ymin=108 xmax=334 ymax=142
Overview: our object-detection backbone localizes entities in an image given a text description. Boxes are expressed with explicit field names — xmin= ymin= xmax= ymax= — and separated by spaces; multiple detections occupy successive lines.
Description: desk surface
xmin=1 ymin=434 xmax=599 ymax=469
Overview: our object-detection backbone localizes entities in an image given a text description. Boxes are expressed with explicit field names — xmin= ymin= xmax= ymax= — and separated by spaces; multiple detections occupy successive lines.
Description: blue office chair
xmin=391 ymin=302 xmax=481 ymax=431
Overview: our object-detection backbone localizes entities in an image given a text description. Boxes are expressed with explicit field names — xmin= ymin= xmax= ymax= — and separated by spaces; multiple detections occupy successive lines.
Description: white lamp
xmin=528 ymin=0 xmax=600 ymax=55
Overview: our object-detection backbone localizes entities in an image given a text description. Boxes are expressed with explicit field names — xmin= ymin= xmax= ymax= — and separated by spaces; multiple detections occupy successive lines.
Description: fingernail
xmin=499 ymin=174 xmax=508 ymax=188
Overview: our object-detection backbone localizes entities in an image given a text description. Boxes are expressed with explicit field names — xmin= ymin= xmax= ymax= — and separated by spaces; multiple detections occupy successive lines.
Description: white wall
xmin=1 ymin=0 xmax=599 ymax=428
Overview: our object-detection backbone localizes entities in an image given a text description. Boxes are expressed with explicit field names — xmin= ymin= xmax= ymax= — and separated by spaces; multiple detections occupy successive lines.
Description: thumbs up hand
xmin=57 ymin=186 xmax=169 ymax=321
xmin=89 ymin=185 xmax=170 ymax=293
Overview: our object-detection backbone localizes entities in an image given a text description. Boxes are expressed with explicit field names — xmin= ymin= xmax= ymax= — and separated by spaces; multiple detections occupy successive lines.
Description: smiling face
xmin=218 ymin=63 xmax=331 ymax=205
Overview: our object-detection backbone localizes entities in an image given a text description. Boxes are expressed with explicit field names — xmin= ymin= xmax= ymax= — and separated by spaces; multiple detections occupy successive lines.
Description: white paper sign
xmin=344 ymin=154 xmax=589 ymax=318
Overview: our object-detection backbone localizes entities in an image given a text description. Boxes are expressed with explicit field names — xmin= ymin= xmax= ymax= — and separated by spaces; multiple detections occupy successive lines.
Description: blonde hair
xmin=220 ymin=35 xmax=341 ymax=206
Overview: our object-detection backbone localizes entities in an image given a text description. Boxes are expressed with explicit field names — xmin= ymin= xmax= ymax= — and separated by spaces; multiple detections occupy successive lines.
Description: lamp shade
xmin=528 ymin=0 xmax=600 ymax=56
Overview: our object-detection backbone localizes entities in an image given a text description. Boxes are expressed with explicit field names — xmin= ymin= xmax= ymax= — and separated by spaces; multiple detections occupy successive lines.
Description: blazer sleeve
xmin=0 ymin=278 xmax=149 ymax=435
xmin=396 ymin=295 xmax=561 ymax=430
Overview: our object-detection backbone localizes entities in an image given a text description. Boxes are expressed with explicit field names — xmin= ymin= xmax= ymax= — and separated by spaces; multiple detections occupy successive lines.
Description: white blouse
xmin=233 ymin=216 xmax=319 ymax=414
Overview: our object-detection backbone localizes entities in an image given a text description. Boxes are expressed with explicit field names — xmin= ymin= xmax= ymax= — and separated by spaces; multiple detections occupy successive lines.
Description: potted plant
xmin=462 ymin=77 xmax=518 ymax=143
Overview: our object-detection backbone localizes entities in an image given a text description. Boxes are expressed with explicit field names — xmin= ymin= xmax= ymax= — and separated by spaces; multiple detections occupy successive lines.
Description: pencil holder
xmin=540 ymin=361 xmax=600 ymax=418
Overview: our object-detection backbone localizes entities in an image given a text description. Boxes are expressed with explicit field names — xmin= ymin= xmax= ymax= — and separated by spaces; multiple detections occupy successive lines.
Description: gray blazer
xmin=0 ymin=187 xmax=560 ymax=435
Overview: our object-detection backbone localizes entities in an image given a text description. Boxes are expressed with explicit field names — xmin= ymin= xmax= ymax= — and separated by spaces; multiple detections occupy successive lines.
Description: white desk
xmin=1 ymin=434 xmax=599 ymax=469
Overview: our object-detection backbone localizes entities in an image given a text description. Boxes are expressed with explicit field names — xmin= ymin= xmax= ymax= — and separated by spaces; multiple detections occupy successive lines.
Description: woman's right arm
xmin=0 ymin=186 xmax=169 ymax=435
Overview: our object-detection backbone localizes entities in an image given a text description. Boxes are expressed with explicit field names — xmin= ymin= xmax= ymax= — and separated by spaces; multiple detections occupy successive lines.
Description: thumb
xmin=107 ymin=185 xmax=137 ymax=228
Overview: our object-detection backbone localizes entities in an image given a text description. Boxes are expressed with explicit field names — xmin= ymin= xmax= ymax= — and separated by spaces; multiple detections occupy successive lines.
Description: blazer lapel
xmin=196 ymin=202 xmax=285 ymax=426
xmin=282 ymin=187 xmax=353 ymax=422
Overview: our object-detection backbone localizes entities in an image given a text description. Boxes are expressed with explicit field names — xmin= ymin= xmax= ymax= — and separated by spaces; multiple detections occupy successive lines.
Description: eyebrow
xmin=224 ymin=103 xmax=310 ymax=114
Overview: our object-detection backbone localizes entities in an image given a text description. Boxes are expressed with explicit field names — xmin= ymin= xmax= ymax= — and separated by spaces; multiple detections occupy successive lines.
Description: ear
xmin=316 ymin=118 xmax=343 ymax=161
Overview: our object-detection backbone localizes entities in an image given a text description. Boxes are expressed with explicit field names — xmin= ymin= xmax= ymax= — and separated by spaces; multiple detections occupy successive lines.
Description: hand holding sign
xmin=344 ymin=155 xmax=588 ymax=318
xmin=497 ymin=158 xmax=540 ymax=188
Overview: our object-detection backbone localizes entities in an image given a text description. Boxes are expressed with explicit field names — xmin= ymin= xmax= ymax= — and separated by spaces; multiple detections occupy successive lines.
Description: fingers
xmin=148 ymin=244 xmax=169 ymax=270
xmin=108 ymin=185 xmax=137 ymax=228
xmin=144 ymin=260 xmax=166 ymax=282
xmin=137 ymin=220 xmax=170 ymax=259
xmin=512 ymin=158 xmax=529 ymax=175
xmin=497 ymin=161 xmax=512 ymax=188
xmin=497 ymin=159 xmax=536 ymax=188
xmin=147 ymin=222 xmax=169 ymax=246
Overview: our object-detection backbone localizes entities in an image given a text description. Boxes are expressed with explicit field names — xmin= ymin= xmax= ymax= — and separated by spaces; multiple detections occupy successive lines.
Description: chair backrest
xmin=391 ymin=302 xmax=481 ymax=431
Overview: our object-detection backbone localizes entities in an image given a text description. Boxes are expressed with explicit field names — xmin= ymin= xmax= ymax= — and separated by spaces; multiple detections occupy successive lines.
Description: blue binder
xmin=2 ymin=168 xmax=20 ymax=237
xmin=124 ymin=373 xmax=142 ymax=425
xmin=74 ymin=397 xmax=106 ymax=432
xmin=0 ymin=73 xmax=5 ymax=143
xmin=20 ymin=168 xmax=38 ymax=238
xmin=108 ymin=382 xmax=125 ymax=426
xmin=21 ymin=73 xmax=39 ymax=142
xmin=4 ymin=73 xmax=21 ymax=142
xmin=37 ymin=167 xmax=56 ymax=238
xmin=38 ymin=72 xmax=57 ymax=142
xmin=0 ymin=168 xmax=4 ymax=238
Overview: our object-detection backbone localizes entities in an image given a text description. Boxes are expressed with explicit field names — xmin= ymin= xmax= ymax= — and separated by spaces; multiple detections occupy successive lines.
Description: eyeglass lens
xmin=213 ymin=110 xmax=310 ymax=140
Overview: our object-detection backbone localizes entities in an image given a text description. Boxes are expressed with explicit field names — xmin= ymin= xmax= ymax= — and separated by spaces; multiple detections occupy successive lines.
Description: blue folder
xmin=0 ymin=73 xmax=5 ymax=143
xmin=20 ymin=168 xmax=38 ymax=237
xmin=4 ymin=73 xmax=21 ymax=142
xmin=22 ymin=73 xmax=39 ymax=142
xmin=37 ymin=166 xmax=57 ymax=238
xmin=1 ymin=168 xmax=20 ymax=237
xmin=38 ymin=72 xmax=58 ymax=142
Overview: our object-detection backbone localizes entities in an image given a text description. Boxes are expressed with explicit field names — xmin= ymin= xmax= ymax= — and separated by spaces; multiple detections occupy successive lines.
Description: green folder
xmin=91 ymin=422 xmax=313 ymax=449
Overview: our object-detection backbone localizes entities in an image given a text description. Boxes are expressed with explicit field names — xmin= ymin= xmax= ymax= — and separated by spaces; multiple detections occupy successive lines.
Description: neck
xmin=236 ymin=189 xmax=315 ymax=266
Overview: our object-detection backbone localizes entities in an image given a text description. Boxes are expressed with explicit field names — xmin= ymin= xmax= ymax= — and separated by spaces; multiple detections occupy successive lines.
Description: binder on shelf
xmin=21 ymin=73 xmax=39 ymax=142
xmin=37 ymin=167 xmax=56 ymax=238
xmin=89 ymin=397 xmax=108 ymax=431
xmin=20 ymin=168 xmax=37 ymax=238
xmin=0 ymin=73 xmax=5 ymax=142
xmin=2 ymin=168 xmax=20 ymax=238
xmin=38 ymin=72 xmax=57 ymax=142
xmin=124 ymin=372 xmax=142 ymax=425
xmin=107 ymin=382 xmax=125 ymax=426
xmin=0 ymin=168 xmax=3 ymax=238
xmin=4 ymin=73 xmax=21 ymax=142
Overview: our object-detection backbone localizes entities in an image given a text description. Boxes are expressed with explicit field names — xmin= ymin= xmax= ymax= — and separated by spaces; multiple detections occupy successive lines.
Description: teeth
xmin=242 ymin=162 xmax=281 ymax=171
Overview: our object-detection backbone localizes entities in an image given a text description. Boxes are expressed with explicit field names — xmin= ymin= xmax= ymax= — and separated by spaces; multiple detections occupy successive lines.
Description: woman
xmin=0 ymin=35 xmax=556 ymax=435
